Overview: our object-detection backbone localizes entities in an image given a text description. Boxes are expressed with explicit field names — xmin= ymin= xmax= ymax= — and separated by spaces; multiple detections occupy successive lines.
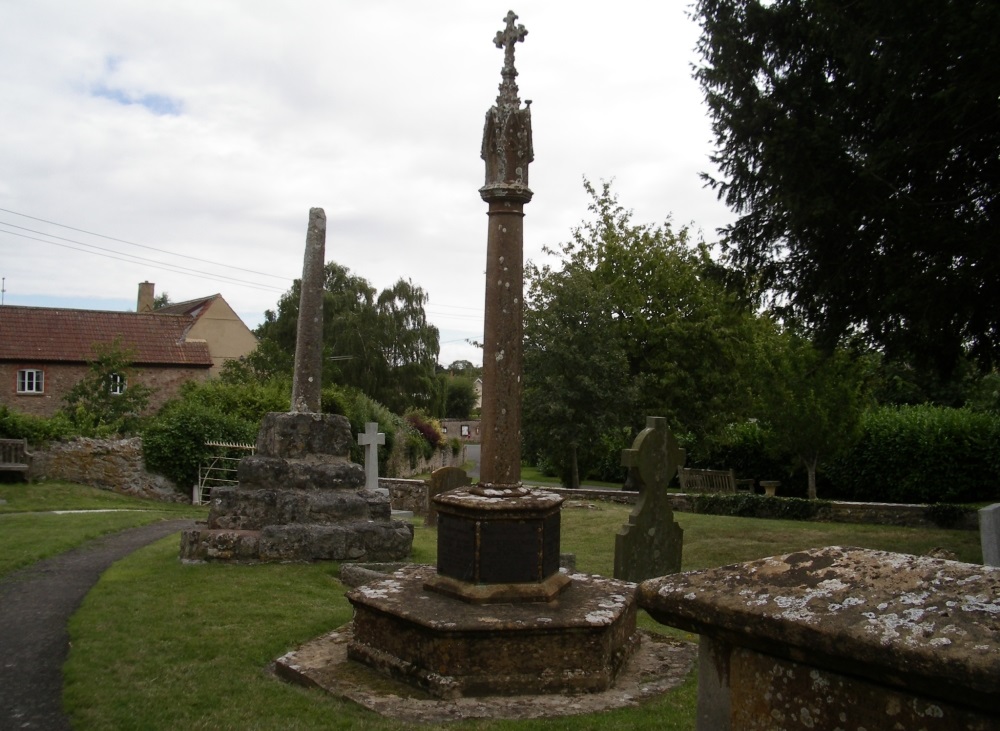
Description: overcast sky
xmin=1 ymin=1 xmax=734 ymax=367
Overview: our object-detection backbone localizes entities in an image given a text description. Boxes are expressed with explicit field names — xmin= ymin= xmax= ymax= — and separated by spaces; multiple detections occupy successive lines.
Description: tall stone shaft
xmin=291 ymin=207 xmax=326 ymax=413
xmin=478 ymin=11 xmax=533 ymax=487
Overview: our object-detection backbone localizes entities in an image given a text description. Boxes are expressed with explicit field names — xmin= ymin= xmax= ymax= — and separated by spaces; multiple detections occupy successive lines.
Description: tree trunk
xmin=569 ymin=444 xmax=580 ymax=490
xmin=806 ymin=457 xmax=819 ymax=500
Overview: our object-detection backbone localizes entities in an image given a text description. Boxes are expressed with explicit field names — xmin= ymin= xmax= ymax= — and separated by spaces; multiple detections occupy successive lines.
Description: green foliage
xmin=826 ymin=405 xmax=1000 ymax=504
xmin=695 ymin=0 xmax=1000 ymax=373
xmin=0 ymin=405 xmax=74 ymax=443
xmin=753 ymin=329 xmax=871 ymax=498
xmin=321 ymin=385 xmax=402 ymax=472
xmin=692 ymin=493 xmax=828 ymax=521
xmin=255 ymin=261 xmax=440 ymax=413
xmin=218 ymin=339 xmax=294 ymax=386
xmin=61 ymin=338 xmax=154 ymax=436
xmin=142 ymin=399 xmax=258 ymax=490
xmin=523 ymin=180 xmax=759 ymax=485
xmin=442 ymin=376 xmax=478 ymax=419
xmin=695 ymin=419 xmax=810 ymax=495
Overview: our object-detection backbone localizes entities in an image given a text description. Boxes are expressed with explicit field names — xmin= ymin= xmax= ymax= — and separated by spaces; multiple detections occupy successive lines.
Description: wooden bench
xmin=0 ymin=438 xmax=33 ymax=481
xmin=678 ymin=467 xmax=753 ymax=494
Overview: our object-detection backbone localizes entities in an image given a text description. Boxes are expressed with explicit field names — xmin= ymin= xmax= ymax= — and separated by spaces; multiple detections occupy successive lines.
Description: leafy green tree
xmin=255 ymin=262 xmax=439 ymax=414
xmin=756 ymin=327 xmax=870 ymax=499
xmin=523 ymin=181 xmax=759 ymax=481
xmin=524 ymin=260 xmax=635 ymax=487
xmin=443 ymin=377 xmax=478 ymax=419
xmin=694 ymin=0 xmax=1000 ymax=374
xmin=62 ymin=339 xmax=154 ymax=436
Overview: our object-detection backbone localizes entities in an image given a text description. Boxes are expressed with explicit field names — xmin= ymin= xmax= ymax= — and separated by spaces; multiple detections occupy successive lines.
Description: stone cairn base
xmin=180 ymin=412 xmax=412 ymax=563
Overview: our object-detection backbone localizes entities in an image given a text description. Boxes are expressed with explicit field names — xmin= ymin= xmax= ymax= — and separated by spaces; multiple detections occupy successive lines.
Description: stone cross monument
xmin=357 ymin=422 xmax=385 ymax=491
xmin=478 ymin=10 xmax=534 ymax=489
xmin=291 ymin=207 xmax=326 ymax=413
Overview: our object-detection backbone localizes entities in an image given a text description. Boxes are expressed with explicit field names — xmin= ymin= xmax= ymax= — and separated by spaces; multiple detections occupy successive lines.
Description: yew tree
xmin=694 ymin=0 xmax=1000 ymax=374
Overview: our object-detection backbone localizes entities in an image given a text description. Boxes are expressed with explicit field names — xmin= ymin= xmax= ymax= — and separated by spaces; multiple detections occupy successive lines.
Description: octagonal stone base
xmin=346 ymin=564 xmax=639 ymax=698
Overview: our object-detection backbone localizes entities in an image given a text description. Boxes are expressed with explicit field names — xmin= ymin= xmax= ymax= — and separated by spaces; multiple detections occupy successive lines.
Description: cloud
xmin=0 ymin=2 xmax=735 ymax=368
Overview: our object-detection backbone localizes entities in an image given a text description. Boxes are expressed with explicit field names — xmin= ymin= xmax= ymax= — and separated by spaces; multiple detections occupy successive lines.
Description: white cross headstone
xmin=358 ymin=421 xmax=385 ymax=491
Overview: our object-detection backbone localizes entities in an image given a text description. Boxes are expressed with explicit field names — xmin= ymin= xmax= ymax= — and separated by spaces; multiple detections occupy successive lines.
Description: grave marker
xmin=425 ymin=466 xmax=470 ymax=527
xmin=358 ymin=422 xmax=385 ymax=492
xmin=980 ymin=502 xmax=1000 ymax=566
xmin=614 ymin=416 xmax=685 ymax=582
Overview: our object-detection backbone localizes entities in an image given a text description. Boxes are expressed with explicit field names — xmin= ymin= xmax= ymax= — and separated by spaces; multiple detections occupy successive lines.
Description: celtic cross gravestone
xmin=614 ymin=416 xmax=686 ymax=582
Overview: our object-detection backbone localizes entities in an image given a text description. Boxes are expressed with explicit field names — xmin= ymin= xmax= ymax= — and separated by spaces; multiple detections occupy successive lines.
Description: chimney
xmin=137 ymin=282 xmax=155 ymax=313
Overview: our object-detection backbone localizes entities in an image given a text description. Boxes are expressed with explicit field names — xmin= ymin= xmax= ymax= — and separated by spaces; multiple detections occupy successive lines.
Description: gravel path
xmin=0 ymin=519 xmax=194 ymax=730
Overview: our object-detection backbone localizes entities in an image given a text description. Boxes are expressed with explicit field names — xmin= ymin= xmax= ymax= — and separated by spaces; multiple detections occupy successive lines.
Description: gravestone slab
xmin=424 ymin=466 xmax=471 ymax=527
xmin=638 ymin=546 xmax=1000 ymax=730
xmin=980 ymin=502 xmax=1000 ymax=566
xmin=614 ymin=416 xmax=685 ymax=582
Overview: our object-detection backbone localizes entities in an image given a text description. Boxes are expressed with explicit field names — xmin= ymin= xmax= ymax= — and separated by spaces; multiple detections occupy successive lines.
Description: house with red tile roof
xmin=0 ymin=283 xmax=257 ymax=418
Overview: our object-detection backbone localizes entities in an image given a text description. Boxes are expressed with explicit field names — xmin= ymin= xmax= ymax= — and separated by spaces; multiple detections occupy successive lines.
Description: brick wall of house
xmin=0 ymin=362 xmax=211 ymax=418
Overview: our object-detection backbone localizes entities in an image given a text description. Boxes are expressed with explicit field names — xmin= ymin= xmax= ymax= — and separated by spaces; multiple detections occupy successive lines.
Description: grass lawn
xmin=25 ymin=484 xmax=976 ymax=730
xmin=0 ymin=481 xmax=206 ymax=578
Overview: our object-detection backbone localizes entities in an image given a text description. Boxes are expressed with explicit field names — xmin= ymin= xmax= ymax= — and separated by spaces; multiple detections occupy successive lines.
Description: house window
xmin=109 ymin=373 xmax=126 ymax=395
xmin=461 ymin=425 xmax=470 ymax=437
xmin=17 ymin=369 xmax=44 ymax=394
xmin=442 ymin=425 xmax=448 ymax=434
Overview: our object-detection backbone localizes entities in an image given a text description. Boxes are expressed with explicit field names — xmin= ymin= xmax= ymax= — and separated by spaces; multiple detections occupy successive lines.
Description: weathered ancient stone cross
xmin=358 ymin=422 xmax=385 ymax=491
xmin=493 ymin=10 xmax=527 ymax=108
xmin=494 ymin=10 xmax=527 ymax=58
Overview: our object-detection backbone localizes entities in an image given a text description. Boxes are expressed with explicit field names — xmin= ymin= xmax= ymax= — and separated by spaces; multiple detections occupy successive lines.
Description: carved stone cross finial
xmin=358 ymin=421 xmax=385 ymax=491
xmin=493 ymin=10 xmax=527 ymax=109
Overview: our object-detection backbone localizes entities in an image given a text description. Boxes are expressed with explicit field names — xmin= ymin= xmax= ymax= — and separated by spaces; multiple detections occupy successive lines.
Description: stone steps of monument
xmin=180 ymin=520 xmax=413 ymax=563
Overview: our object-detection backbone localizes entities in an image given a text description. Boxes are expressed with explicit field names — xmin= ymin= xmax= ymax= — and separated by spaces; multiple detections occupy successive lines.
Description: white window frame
xmin=109 ymin=373 xmax=126 ymax=395
xmin=17 ymin=369 xmax=44 ymax=394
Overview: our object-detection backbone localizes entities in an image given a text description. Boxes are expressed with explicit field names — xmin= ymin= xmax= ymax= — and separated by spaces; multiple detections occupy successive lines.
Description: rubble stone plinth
xmin=346 ymin=564 xmax=639 ymax=698
xmin=638 ymin=546 xmax=1000 ymax=730
xmin=180 ymin=411 xmax=412 ymax=563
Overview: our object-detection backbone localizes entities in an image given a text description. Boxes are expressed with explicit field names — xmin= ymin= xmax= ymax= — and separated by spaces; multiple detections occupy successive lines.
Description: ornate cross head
xmin=493 ymin=10 xmax=528 ymax=109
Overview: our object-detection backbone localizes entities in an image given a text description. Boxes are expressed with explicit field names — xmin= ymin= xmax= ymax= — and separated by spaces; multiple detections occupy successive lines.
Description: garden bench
xmin=678 ymin=467 xmax=753 ymax=494
xmin=0 ymin=438 xmax=33 ymax=481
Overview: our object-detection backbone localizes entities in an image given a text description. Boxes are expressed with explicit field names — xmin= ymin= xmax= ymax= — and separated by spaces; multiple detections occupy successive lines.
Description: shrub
xmin=142 ymin=400 xmax=257 ymax=491
xmin=693 ymin=420 xmax=812 ymax=497
xmin=692 ymin=493 xmax=828 ymax=521
xmin=0 ymin=406 xmax=75 ymax=443
xmin=826 ymin=405 xmax=1000 ymax=504
xmin=405 ymin=411 xmax=444 ymax=450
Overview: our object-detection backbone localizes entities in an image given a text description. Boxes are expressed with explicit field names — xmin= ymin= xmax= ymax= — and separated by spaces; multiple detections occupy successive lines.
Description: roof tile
xmin=0 ymin=306 xmax=213 ymax=366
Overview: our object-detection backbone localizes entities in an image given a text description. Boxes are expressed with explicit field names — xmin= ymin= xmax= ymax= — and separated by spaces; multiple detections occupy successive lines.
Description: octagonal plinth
xmin=347 ymin=565 xmax=639 ymax=698
xmin=426 ymin=486 xmax=570 ymax=603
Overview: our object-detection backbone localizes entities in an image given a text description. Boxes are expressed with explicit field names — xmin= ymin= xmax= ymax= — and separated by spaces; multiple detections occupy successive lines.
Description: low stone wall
xmin=31 ymin=437 xmax=184 ymax=503
xmin=541 ymin=487 xmax=980 ymax=530
xmin=387 ymin=442 xmax=465 ymax=480
xmin=380 ymin=478 xmax=428 ymax=515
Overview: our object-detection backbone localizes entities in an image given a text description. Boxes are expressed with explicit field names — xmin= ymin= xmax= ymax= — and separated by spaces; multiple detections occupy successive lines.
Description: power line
xmin=0 ymin=227 xmax=286 ymax=294
xmin=0 ymin=206 xmax=295 ymax=282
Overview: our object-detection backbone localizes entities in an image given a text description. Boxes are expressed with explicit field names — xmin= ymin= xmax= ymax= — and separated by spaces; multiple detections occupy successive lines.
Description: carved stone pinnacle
xmin=494 ymin=10 xmax=527 ymax=109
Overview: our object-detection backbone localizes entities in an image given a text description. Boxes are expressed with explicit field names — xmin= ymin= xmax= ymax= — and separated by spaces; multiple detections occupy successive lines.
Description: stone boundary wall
xmin=542 ymin=487 xmax=980 ymax=530
xmin=380 ymin=478 xmax=428 ymax=515
xmin=31 ymin=437 xmax=184 ymax=503
xmin=30 ymin=436 xmax=455 ymax=510
xmin=386 ymin=441 xmax=465 ymax=480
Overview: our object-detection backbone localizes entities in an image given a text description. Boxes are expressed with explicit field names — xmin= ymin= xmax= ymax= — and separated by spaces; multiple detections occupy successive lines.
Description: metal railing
xmin=194 ymin=441 xmax=255 ymax=504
